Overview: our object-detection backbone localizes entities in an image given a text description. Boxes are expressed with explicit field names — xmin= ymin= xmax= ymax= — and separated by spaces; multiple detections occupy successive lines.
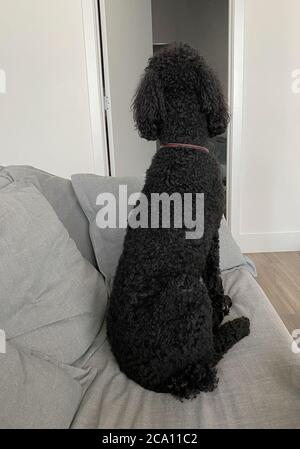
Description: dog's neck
xmin=159 ymin=117 xmax=210 ymax=149
xmin=160 ymin=143 xmax=209 ymax=154
xmin=160 ymin=136 xmax=208 ymax=146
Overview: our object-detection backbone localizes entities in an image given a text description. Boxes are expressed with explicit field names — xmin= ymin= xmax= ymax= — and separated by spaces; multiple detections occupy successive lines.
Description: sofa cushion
xmin=0 ymin=165 xmax=97 ymax=267
xmin=71 ymin=174 xmax=255 ymax=292
xmin=0 ymin=180 xmax=107 ymax=363
xmin=0 ymin=341 xmax=96 ymax=429
xmin=0 ymin=178 xmax=107 ymax=428
xmin=0 ymin=180 xmax=108 ymax=427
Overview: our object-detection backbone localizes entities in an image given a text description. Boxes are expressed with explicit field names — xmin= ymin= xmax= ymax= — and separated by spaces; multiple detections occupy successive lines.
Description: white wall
xmin=0 ymin=0 xmax=105 ymax=178
xmin=237 ymin=0 xmax=300 ymax=252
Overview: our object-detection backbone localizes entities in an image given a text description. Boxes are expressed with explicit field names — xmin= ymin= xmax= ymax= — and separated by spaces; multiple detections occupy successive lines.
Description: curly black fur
xmin=107 ymin=43 xmax=250 ymax=400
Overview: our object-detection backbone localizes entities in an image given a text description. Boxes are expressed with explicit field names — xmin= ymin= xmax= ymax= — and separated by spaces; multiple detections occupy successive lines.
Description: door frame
xmin=82 ymin=0 xmax=245 ymax=237
xmin=81 ymin=0 xmax=110 ymax=175
xmin=227 ymin=0 xmax=245 ymax=242
xmin=97 ymin=0 xmax=117 ymax=175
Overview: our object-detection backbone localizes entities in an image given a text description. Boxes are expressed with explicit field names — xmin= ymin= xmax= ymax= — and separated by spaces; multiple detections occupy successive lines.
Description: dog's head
xmin=132 ymin=43 xmax=229 ymax=141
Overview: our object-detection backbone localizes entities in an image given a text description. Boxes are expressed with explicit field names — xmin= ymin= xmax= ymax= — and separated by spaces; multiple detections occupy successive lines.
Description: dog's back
xmin=107 ymin=147 xmax=225 ymax=397
xmin=107 ymin=44 xmax=250 ymax=399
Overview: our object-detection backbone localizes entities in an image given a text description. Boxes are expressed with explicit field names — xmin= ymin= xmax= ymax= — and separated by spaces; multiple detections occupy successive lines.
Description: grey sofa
xmin=1 ymin=165 xmax=300 ymax=429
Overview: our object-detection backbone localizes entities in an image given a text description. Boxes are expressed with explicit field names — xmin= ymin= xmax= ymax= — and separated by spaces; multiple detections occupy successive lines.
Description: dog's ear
xmin=197 ymin=63 xmax=230 ymax=137
xmin=132 ymin=69 xmax=165 ymax=141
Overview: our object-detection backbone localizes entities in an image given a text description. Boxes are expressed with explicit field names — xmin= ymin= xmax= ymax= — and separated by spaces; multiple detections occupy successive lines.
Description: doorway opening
xmin=151 ymin=0 xmax=229 ymax=200
xmin=96 ymin=0 xmax=241 ymax=220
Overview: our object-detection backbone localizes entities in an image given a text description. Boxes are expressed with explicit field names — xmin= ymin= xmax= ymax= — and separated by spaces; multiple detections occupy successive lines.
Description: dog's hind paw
xmin=214 ymin=316 xmax=250 ymax=361
xmin=223 ymin=295 xmax=232 ymax=315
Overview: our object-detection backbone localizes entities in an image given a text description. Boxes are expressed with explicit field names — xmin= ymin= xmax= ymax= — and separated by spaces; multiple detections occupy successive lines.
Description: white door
xmin=99 ymin=0 xmax=156 ymax=176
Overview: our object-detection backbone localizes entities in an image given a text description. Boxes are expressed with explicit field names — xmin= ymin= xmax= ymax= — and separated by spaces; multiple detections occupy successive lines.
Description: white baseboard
xmin=235 ymin=231 xmax=300 ymax=253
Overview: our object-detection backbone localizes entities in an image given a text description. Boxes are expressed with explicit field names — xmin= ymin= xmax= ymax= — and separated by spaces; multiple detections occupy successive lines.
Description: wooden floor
xmin=246 ymin=252 xmax=300 ymax=334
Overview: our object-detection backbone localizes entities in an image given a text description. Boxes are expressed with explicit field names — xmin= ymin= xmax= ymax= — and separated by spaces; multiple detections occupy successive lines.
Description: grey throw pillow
xmin=0 ymin=181 xmax=108 ymax=427
xmin=71 ymin=174 xmax=255 ymax=292
xmin=0 ymin=165 xmax=97 ymax=267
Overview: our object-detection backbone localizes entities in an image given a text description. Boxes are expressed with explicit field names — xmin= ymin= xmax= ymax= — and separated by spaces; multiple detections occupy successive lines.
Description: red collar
xmin=160 ymin=143 xmax=209 ymax=154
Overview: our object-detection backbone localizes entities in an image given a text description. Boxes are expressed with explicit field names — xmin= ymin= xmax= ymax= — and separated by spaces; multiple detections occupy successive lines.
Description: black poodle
xmin=107 ymin=43 xmax=250 ymax=399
